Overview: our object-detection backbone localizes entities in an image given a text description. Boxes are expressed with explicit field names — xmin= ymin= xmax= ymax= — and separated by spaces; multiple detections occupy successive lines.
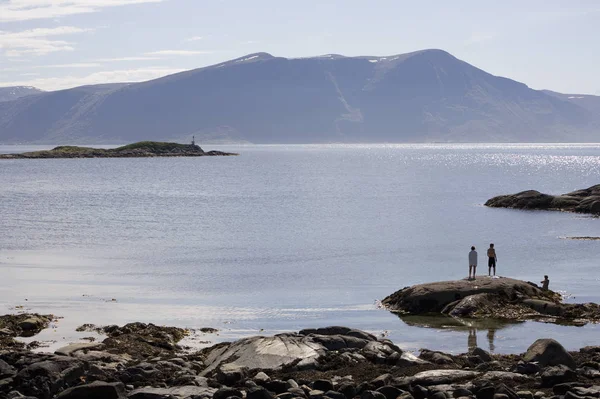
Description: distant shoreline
xmin=0 ymin=141 xmax=238 ymax=159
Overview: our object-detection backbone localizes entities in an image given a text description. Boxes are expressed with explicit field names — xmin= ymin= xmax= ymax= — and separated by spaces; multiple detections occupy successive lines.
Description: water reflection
xmin=397 ymin=314 xmax=522 ymax=353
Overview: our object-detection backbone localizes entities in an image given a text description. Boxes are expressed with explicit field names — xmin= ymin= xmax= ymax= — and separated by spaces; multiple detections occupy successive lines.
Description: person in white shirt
xmin=469 ymin=246 xmax=478 ymax=280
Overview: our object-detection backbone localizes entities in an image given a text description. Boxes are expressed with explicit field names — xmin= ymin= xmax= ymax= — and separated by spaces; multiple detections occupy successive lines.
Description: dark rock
xmin=313 ymin=380 xmax=334 ymax=392
xmin=494 ymin=395 xmax=510 ymax=399
xmin=540 ymin=365 xmax=577 ymax=388
xmin=309 ymin=390 xmax=325 ymax=399
xmin=325 ymin=391 xmax=349 ymax=399
xmin=216 ymin=366 xmax=248 ymax=386
xmin=376 ymin=385 xmax=403 ymax=399
xmin=430 ymin=392 xmax=448 ymax=399
xmin=523 ymin=339 xmax=576 ymax=369
xmin=266 ymin=380 xmax=292 ymax=394
xmin=453 ymin=389 xmax=473 ymax=398
xmin=552 ymin=383 xmax=587 ymax=396
xmin=513 ymin=362 xmax=540 ymax=375
xmin=516 ymin=391 xmax=533 ymax=399
xmin=361 ymin=391 xmax=387 ymax=399
xmin=214 ymin=388 xmax=244 ymax=399
xmin=338 ymin=383 xmax=357 ymax=399
xmin=288 ymin=387 xmax=308 ymax=398
xmin=0 ymin=359 xmax=16 ymax=379
xmin=411 ymin=385 xmax=429 ymax=399
xmin=55 ymin=381 xmax=126 ymax=399
xmin=564 ymin=392 xmax=586 ymax=399
xmin=470 ymin=347 xmax=492 ymax=363
xmin=370 ymin=374 xmax=391 ymax=388
xmin=247 ymin=386 xmax=276 ymax=399
xmin=496 ymin=384 xmax=520 ymax=399
xmin=475 ymin=386 xmax=496 ymax=399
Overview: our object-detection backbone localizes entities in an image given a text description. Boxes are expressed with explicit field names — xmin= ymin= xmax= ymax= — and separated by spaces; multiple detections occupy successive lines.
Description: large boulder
xmin=523 ymin=339 xmax=576 ymax=369
xmin=128 ymin=385 xmax=216 ymax=399
xmin=55 ymin=381 xmax=126 ymax=399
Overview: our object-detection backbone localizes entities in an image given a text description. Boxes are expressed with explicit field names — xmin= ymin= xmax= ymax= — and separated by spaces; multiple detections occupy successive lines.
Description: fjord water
xmin=1 ymin=144 xmax=599 ymax=354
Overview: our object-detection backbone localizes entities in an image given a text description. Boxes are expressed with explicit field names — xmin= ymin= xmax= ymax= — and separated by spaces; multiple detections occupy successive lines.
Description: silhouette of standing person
xmin=541 ymin=275 xmax=550 ymax=291
xmin=468 ymin=246 xmax=478 ymax=280
xmin=487 ymin=243 xmax=497 ymax=276
xmin=468 ymin=328 xmax=478 ymax=351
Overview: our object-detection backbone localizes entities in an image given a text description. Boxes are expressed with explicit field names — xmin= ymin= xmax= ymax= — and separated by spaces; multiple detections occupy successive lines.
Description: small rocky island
xmin=381 ymin=277 xmax=600 ymax=325
xmin=485 ymin=185 xmax=600 ymax=215
xmin=3 ymin=313 xmax=600 ymax=399
xmin=0 ymin=141 xmax=237 ymax=159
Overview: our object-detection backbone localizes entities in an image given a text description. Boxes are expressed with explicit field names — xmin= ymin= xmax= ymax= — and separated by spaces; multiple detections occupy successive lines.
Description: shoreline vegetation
xmin=485 ymin=185 xmax=600 ymax=216
xmin=2 ymin=313 xmax=600 ymax=399
xmin=0 ymin=141 xmax=238 ymax=159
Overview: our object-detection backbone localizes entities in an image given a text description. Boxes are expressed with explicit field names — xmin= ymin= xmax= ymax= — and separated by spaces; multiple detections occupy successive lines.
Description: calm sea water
xmin=0 ymin=143 xmax=599 ymax=354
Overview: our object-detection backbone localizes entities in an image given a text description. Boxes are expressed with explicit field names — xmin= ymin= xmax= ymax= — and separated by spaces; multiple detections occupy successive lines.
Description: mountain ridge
xmin=0 ymin=49 xmax=598 ymax=144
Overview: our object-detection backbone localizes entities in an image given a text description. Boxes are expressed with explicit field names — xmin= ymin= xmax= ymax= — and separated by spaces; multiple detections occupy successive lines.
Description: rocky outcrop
xmin=485 ymin=185 xmax=600 ymax=215
xmin=3 ymin=317 xmax=600 ymax=399
xmin=381 ymin=277 xmax=600 ymax=325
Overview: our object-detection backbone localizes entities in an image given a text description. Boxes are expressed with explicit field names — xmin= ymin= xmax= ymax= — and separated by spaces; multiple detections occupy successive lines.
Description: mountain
xmin=0 ymin=86 xmax=43 ymax=102
xmin=542 ymin=90 xmax=600 ymax=116
xmin=0 ymin=50 xmax=598 ymax=144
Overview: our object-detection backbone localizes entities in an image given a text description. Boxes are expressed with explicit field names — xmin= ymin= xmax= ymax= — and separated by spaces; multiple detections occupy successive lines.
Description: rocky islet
xmin=485 ymin=185 xmax=600 ymax=216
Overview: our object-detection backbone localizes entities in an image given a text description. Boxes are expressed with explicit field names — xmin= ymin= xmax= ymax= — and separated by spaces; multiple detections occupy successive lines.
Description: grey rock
xmin=0 ymin=359 xmax=16 ymax=379
xmin=216 ymin=365 xmax=248 ymax=386
xmin=55 ymin=381 xmax=126 ymax=399
xmin=523 ymin=339 xmax=576 ymax=369
xmin=430 ymin=392 xmax=448 ymax=399
xmin=399 ymin=370 xmax=480 ymax=386
xmin=325 ymin=391 xmax=348 ymax=399
xmin=308 ymin=390 xmax=325 ymax=399
xmin=516 ymin=392 xmax=533 ymax=399
xmin=453 ymin=388 xmax=473 ymax=398
xmin=287 ymin=379 xmax=299 ymax=389
xmin=541 ymin=365 xmax=577 ymax=388
xmin=254 ymin=372 xmax=271 ymax=384
xmin=470 ymin=347 xmax=492 ymax=363
xmin=513 ymin=362 xmax=540 ymax=375
xmin=481 ymin=371 xmax=532 ymax=382
xmin=338 ymin=383 xmax=356 ymax=399
xmin=55 ymin=342 xmax=103 ymax=356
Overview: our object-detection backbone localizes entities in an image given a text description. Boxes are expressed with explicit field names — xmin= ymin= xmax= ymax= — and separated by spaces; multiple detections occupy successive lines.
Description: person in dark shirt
xmin=487 ymin=243 xmax=497 ymax=276
xmin=541 ymin=275 xmax=550 ymax=291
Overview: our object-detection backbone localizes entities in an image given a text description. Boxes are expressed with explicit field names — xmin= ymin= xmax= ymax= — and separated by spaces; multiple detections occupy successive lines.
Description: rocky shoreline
xmin=380 ymin=277 xmax=600 ymax=326
xmin=485 ymin=185 xmax=600 ymax=216
xmin=2 ymin=315 xmax=600 ymax=399
xmin=0 ymin=141 xmax=237 ymax=159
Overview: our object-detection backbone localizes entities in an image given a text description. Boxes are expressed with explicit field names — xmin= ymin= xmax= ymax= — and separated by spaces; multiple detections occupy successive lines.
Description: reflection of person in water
xmin=487 ymin=328 xmax=496 ymax=352
xmin=468 ymin=328 xmax=477 ymax=351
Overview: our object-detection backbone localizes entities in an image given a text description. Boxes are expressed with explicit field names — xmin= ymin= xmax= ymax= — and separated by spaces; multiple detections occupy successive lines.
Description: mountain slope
xmin=0 ymin=50 xmax=597 ymax=144
xmin=0 ymin=86 xmax=43 ymax=102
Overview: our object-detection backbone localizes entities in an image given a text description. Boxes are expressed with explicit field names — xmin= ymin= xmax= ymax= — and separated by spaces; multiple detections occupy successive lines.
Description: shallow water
xmin=1 ymin=143 xmax=599 ymax=354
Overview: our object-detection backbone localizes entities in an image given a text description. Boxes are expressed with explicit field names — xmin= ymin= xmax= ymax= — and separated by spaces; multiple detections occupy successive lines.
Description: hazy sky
xmin=0 ymin=0 xmax=599 ymax=93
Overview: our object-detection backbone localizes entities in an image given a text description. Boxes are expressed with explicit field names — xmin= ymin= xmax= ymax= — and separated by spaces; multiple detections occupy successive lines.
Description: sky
xmin=0 ymin=0 xmax=599 ymax=94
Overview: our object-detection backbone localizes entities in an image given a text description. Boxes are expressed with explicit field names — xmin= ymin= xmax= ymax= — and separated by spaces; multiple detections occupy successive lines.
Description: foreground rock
xmin=381 ymin=277 xmax=600 ymax=325
xmin=3 ymin=318 xmax=600 ymax=399
xmin=485 ymin=185 xmax=600 ymax=215
xmin=0 ymin=141 xmax=237 ymax=159
xmin=0 ymin=313 xmax=54 ymax=349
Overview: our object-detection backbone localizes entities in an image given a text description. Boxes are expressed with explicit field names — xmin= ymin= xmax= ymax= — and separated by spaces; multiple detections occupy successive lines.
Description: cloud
xmin=37 ymin=63 xmax=102 ymax=68
xmin=464 ymin=33 xmax=495 ymax=45
xmin=95 ymin=56 xmax=161 ymax=62
xmin=0 ymin=67 xmax=186 ymax=91
xmin=186 ymin=36 xmax=204 ymax=42
xmin=0 ymin=0 xmax=166 ymax=22
xmin=145 ymin=50 xmax=212 ymax=56
xmin=0 ymin=26 xmax=91 ymax=57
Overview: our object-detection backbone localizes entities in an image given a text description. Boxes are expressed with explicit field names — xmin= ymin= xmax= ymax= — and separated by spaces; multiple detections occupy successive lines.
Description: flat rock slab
xmin=201 ymin=334 xmax=326 ymax=374
xmin=397 ymin=369 xmax=481 ymax=386
xmin=129 ymin=385 xmax=216 ymax=399
xmin=55 ymin=342 xmax=104 ymax=356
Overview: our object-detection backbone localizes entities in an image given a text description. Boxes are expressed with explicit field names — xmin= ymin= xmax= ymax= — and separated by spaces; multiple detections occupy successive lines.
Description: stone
xmin=370 ymin=374 xmax=391 ymax=388
xmin=266 ymin=380 xmax=292 ymax=394
xmin=309 ymin=390 xmax=325 ymax=399
xmin=325 ymin=391 xmax=348 ymax=399
xmin=471 ymin=347 xmax=492 ymax=362
xmin=399 ymin=370 xmax=480 ymax=386
xmin=523 ymin=339 xmax=576 ymax=369
xmin=411 ymin=385 xmax=429 ymax=399
xmin=54 ymin=342 xmax=103 ymax=356
xmin=482 ymin=371 xmax=532 ymax=382
xmin=540 ymin=365 xmax=577 ymax=388
xmin=313 ymin=380 xmax=334 ymax=392
xmin=476 ymin=386 xmax=496 ymax=399
xmin=254 ymin=371 xmax=271 ymax=384
xmin=212 ymin=388 xmax=244 ymax=399
xmin=338 ymin=383 xmax=357 ymax=399
xmin=0 ymin=359 xmax=16 ymax=379
xmin=513 ymin=362 xmax=540 ymax=375
xmin=247 ymin=386 xmax=276 ymax=399
xmin=216 ymin=364 xmax=248 ymax=385
xmin=361 ymin=391 xmax=387 ymax=399
xmin=517 ymin=392 xmax=534 ymax=399
xmin=376 ymin=385 xmax=403 ymax=399
xmin=453 ymin=389 xmax=473 ymax=398
xmin=55 ymin=381 xmax=126 ymax=399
